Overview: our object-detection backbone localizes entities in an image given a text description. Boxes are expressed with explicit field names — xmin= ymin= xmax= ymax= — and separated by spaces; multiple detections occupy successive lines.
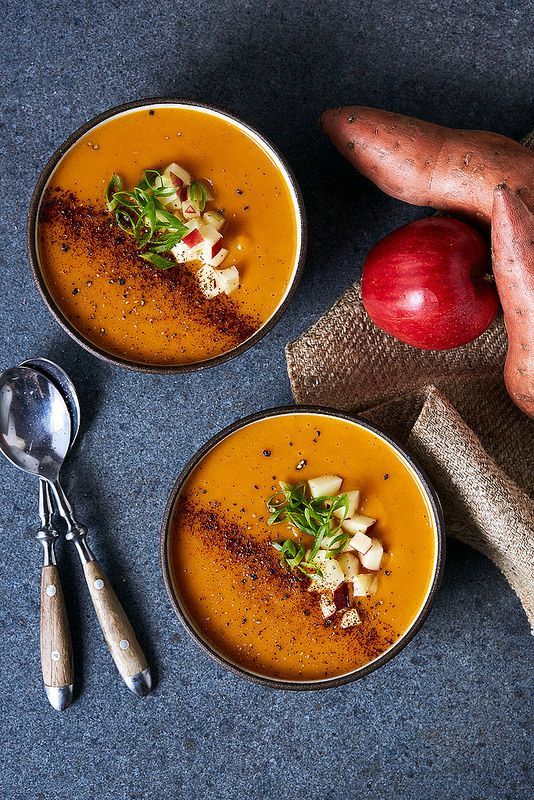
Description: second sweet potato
xmin=492 ymin=185 xmax=534 ymax=418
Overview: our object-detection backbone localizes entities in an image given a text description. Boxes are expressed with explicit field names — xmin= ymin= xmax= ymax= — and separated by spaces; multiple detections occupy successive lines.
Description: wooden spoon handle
xmin=83 ymin=560 xmax=152 ymax=697
xmin=40 ymin=564 xmax=73 ymax=711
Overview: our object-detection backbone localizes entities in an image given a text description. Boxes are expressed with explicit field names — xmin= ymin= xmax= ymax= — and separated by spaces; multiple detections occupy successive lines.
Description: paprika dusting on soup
xmin=39 ymin=189 xmax=257 ymax=347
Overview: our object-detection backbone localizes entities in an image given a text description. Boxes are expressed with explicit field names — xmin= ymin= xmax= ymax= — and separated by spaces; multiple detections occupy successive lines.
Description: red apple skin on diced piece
xmin=182 ymin=228 xmax=204 ymax=249
xmin=166 ymin=164 xmax=191 ymax=190
xmin=198 ymin=178 xmax=215 ymax=201
xmin=211 ymin=239 xmax=223 ymax=259
xmin=209 ymin=248 xmax=229 ymax=269
xmin=333 ymin=582 xmax=350 ymax=610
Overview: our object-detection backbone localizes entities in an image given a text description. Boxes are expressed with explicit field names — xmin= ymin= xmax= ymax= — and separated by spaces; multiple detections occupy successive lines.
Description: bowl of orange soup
xmin=161 ymin=407 xmax=445 ymax=689
xmin=28 ymin=99 xmax=306 ymax=371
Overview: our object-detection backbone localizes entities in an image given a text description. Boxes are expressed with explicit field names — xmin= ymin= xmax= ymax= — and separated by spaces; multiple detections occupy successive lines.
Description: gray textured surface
xmin=1 ymin=1 xmax=533 ymax=798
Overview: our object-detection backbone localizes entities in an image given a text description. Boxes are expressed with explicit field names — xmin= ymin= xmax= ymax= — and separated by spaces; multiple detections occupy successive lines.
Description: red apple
xmin=361 ymin=217 xmax=498 ymax=349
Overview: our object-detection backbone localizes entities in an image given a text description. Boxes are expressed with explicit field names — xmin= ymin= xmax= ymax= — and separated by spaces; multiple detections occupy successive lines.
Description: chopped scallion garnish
xmin=105 ymin=169 xmax=188 ymax=268
xmin=189 ymin=181 xmax=207 ymax=213
xmin=267 ymin=482 xmax=350 ymax=575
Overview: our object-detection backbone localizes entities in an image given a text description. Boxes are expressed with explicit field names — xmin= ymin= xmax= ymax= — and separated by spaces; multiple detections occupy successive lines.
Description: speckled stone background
xmin=0 ymin=1 xmax=532 ymax=798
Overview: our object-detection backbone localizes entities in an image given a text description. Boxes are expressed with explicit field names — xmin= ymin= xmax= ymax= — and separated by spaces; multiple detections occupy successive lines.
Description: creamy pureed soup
xmin=36 ymin=104 xmax=300 ymax=366
xmin=168 ymin=412 xmax=440 ymax=682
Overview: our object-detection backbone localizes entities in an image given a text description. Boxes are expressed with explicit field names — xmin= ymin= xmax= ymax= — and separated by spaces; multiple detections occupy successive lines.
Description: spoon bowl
xmin=20 ymin=358 xmax=80 ymax=444
xmin=0 ymin=366 xmax=71 ymax=483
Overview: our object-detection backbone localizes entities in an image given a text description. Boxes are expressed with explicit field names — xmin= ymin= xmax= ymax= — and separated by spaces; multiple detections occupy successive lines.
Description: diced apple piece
xmin=199 ymin=225 xmax=223 ymax=263
xmin=197 ymin=265 xmax=223 ymax=299
xmin=342 ymin=514 xmax=376 ymax=535
xmin=340 ymin=608 xmax=362 ymax=629
xmin=203 ymin=210 xmax=225 ymax=231
xmin=181 ymin=200 xmax=200 ymax=220
xmin=164 ymin=163 xmax=191 ymax=189
xmin=307 ymin=475 xmax=343 ymax=498
xmin=158 ymin=164 xmax=191 ymax=208
xmin=352 ymin=573 xmax=378 ymax=597
xmin=347 ymin=531 xmax=373 ymax=555
xmin=172 ymin=242 xmax=201 ymax=264
xmin=210 ymin=238 xmax=223 ymax=259
xmin=168 ymin=196 xmax=184 ymax=213
xmin=219 ymin=268 xmax=239 ymax=294
xmin=319 ymin=594 xmax=337 ymax=620
xmin=209 ymin=248 xmax=229 ymax=269
xmin=307 ymin=550 xmax=345 ymax=593
xmin=183 ymin=185 xmax=205 ymax=217
xmin=333 ymin=489 xmax=360 ymax=520
xmin=182 ymin=226 xmax=204 ymax=250
xmin=155 ymin=171 xmax=172 ymax=190
xmin=337 ymin=552 xmax=360 ymax=581
xmin=216 ymin=265 xmax=239 ymax=295
xmin=197 ymin=265 xmax=239 ymax=299
xmin=359 ymin=538 xmax=383 ymax=571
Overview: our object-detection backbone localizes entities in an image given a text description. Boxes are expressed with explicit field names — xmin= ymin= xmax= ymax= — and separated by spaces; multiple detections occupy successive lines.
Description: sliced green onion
xmin=105 ymin=174 xmax=123 ymax=211
xmin=267 ymin=482 xmax=353 ymax=574
xmin=189 ymin=181 xmax=207 ymax=212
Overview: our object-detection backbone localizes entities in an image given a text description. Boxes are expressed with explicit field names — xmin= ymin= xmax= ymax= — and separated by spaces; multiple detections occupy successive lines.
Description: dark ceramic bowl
xmin=27 ymin=98 xmax=307 ymax=373
xmin=160 ymin=406 xmax=446 ymax=690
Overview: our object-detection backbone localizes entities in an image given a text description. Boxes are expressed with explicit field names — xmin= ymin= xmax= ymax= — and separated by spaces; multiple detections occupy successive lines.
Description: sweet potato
xmin=491 ymin=185 xmax=534 ymax=418
xmin=320 ymin=107 xmax=534 ymax=224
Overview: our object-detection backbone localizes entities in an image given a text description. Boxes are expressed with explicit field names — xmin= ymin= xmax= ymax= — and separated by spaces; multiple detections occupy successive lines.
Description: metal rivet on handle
xmin=119 ymin=639 xmax=130 ymax=650
xmin=46 ymin=585 xmax=57 ymax=597
xmin=94 ymin=579 xmax=104 ymax=590
xmin=51 ymin=650 xmax=60 ymax=661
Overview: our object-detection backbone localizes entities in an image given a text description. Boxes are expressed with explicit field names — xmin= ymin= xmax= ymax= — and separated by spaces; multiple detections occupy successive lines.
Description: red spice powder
xmin=39 ymin=188 xmax=259 ymax=346
xmin=177 ymin=495 xmax=307 ymax=594
xmin=174 ymin=494 xmax=398 ymax=657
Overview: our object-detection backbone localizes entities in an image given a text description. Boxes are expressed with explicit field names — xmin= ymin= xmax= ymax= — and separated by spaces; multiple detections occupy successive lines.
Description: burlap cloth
xmin=286 ymin=133 xmax=534 ymax=628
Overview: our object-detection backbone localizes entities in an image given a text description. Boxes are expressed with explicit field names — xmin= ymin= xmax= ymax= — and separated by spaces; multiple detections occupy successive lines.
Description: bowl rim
xmin=26 ymin=97 xmax=308 ymax=374
xmin=160 ymin=404 xmax=446 ymax=690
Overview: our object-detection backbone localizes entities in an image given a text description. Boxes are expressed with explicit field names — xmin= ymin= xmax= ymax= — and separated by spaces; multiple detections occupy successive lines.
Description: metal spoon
xmin=0 ymin=366 xmax=152 ymax=697
xmin=18 ymin=358 xmax=80 ymax=711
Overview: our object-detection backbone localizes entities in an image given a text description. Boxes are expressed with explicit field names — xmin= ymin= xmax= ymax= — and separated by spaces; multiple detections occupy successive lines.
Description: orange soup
xmin=168 ymin=412 xmax=441 ymax=683
xmin=35 ymin=103 xmax=302 ymax=367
